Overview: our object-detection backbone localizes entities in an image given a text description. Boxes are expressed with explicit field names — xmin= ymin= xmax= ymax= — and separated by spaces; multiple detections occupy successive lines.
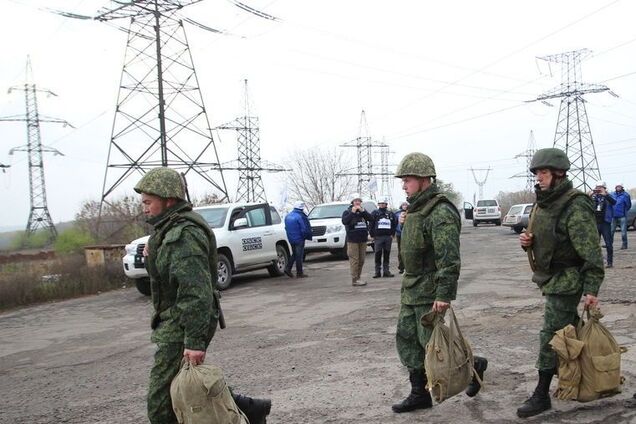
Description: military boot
xmin=516 ymin=370 xmax=554 ymax=418
xmin=465 ymin=356 xmax=488 ymax=397
xmin=232 ymin=393 xmax=272 ymax=424
xmin=392 ymin=369 xmax=433 ymax=413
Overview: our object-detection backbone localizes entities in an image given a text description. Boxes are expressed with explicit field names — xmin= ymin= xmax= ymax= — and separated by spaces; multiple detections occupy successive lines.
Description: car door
xmin=231 ymin=204 xmax=271 ymax=266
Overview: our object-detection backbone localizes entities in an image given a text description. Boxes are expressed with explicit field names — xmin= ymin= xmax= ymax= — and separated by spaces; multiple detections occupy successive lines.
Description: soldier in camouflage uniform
xmin=391 ymin=153 xmax=488 ymax=413
xmin=517 ymin=148 xmax=604 ymax=418
xmin=135 ymin=167 xmax=271 ymax=424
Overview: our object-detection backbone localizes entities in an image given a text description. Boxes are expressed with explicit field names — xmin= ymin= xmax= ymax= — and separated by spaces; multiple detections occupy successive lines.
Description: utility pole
xmin=532 ymin=49 xmax=615 ymax=193
xmin=217 ymin=80 xmax=286 ymax=202
xmin=378 ymin=140 xmax=394 ymax=204
xmin=52 ymin=0 xmax=279 ymax=238
xmin=510 ymin=130 xmax=537 ymax=191
xmin=339 ymin=110 xmax=386 ymax=199
xmin=470 ymin=167 xmax=491 ymax=200
xmin=0 ymin=57 xmax=69 ymax=244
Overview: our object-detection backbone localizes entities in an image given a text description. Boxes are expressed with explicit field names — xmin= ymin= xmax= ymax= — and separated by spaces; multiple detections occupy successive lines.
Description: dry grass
xmin=0 ymin=254 xmax=126 ymax=311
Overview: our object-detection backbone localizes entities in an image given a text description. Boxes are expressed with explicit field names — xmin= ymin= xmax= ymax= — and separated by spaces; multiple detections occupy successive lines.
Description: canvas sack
xmin=576 ymin=307 xmax=623 ymax=402
xmin=422 ymin=307 xmax=475 ymax=403
xmin=170 ymin=361 xmax=248 ymax=424
xmin=549 ymin=324 xmax=585 ymax=400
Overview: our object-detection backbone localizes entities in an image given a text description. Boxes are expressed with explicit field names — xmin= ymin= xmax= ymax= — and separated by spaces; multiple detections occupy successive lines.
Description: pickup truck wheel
xmin=268 ymin=244 xmax=289 ymax=277
xmin=135 ymin=278 xmax=151 ymax=296
xmin=217 ymin=254 xmax=232 ymax=290
xmin=513 ymin=226 xmax=523 ymax=234
xmin=472 ymin=220 xmax=478 ymax=227
xmin=495 ymin=219 xmax=502 ymax=226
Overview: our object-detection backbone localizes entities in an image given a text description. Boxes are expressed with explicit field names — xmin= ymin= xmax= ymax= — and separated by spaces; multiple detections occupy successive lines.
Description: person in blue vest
xmin=370 ymin=197 xmax=397 ymax=278
xmin=284 ymin=201 xmax=312 ymax=278
xmin=590 ymin=181 xmax=616 ymax=268
xmin=610 ymin=183 xmax=632 ymax=250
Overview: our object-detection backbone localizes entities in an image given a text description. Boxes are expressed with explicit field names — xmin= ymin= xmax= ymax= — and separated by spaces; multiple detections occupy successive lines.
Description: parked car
xmin=122 ymin=203 xmax=290 ymax=294
xmin=627 ymin=202 xmax=636 ymax=230
xmin=502 ymin=203 xmax=534 ymax=234
xmin=305 ymin=200 xmax=376 ymax=258
xmin=464 ymin=199 xmax=502 ymax=226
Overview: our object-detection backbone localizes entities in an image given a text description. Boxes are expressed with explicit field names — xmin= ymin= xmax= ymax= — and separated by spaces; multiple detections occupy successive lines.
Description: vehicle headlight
xmin=326 ymin=224 xmax=343 ymax=234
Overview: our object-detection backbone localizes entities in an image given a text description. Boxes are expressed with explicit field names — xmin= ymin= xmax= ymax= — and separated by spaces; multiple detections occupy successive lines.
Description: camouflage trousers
xmin=537 ymin=292 xmax=582 ymax=371
xmin=396 ymin=303 xmax=434 ymax=370
xmin=148 ymin=343 xmax=183 ymax=424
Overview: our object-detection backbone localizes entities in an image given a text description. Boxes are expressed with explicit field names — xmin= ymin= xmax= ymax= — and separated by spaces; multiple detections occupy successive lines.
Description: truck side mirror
xmin=233 ymin=217 xmax=248 ymax=229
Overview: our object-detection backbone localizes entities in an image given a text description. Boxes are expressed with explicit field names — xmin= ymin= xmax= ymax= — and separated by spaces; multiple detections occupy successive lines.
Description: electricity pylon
xmin=470 ymin=167 xmax=491 ymax=200
xmin=217 ymin=80 xmax=286 ymax=202
xmin=0 ymin=57 xmax=69 ymax=243
xmin=533 ymin=49 xmax=615 ymax=192
xmin=510 ymin=130 xmax=537 ymax=191
xmin=339 ymin=110 xmax=385 ymax=199
xmin=51 ymin=1 xmax=279 ymax=237
xmin=378 ymin=140 xmax=394 ymax=204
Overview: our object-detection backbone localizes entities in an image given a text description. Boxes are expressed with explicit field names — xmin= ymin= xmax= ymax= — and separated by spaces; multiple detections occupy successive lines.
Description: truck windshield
xmin=196 ymin=207 xmax=229 ymax=228
xmin=308 ymin=204 xmax=348 ymax=219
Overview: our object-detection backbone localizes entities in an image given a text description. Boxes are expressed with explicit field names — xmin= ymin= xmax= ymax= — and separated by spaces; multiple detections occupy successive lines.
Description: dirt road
xmin=1 ymin=225 xmax=634 ymax=424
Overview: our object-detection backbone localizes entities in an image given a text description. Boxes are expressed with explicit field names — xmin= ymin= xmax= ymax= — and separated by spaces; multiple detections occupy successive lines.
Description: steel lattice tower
xmin=470 ymin=167 xmax=491 ymax=201
xmin=340 ymin=110 xmax=385 ymax=199
xmin=1 ymin=58 xmax=68 ymax=243
xmin=379 ymin=141 xmax=393 ymax=204
xmin=535 ymin=49 xmax=611 ymax=192
xmin=510 ymin=130 xmax=537 ymax=191
xmin=218 ymin=80 xmax=285 ymax=202
xmin=54 ymin=1 xmax=233 ymax=215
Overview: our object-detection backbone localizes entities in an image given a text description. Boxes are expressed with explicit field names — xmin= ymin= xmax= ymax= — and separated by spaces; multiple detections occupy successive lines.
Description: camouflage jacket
xmin=146 ymin=201 xmax=218 ymax=350
xmin=400 ymin=184 xmax=461 ymax=305
xmin=529 ymin=179 xmax=604 ymax=296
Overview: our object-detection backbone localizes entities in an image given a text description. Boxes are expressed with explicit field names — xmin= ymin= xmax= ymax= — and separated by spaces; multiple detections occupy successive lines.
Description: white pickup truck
xmin=122 ymin=202 xmax=291 ymax=294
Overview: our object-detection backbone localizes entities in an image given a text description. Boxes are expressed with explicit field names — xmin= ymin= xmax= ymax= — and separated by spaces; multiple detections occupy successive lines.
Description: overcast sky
xmin=1 ymin=0 xmax=635 ymax=230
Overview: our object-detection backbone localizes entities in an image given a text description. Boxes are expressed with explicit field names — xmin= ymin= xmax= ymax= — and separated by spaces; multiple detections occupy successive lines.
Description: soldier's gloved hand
xmin=583 ymin=294 xmax=599 ymax=309
xmin=183 ymin=349 xmax=206 ymax=365
xmin=432 ymin=300 xmax=449 ymax=313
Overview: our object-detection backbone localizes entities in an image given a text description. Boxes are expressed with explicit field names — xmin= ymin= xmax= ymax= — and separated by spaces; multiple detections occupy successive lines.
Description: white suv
xmin=122 ymin=203 xmax=290 ymax=294
xmin=471 ymin=199 xmax=502 ymax=226
xmin=305 ymin=201 xmax=376 ymax=258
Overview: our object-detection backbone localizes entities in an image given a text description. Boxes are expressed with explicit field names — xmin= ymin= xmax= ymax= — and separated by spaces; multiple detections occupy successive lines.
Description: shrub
xmin=0 ymin=254 xmax=126 ymax=311
xmin=55 ymin=227 xmax=95 ymax=255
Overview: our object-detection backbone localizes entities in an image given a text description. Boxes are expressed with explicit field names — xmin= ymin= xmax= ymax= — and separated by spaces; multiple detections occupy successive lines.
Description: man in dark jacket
xmin=610 ymin=183 xmax=632 ymax=250
xmin=342 ymin=194 xmax=373 ymax=286
xmin=284 ymin=201 xmax=312 ymax=278
xmin=370 ymin=198 xmax=397 ymax=278
xmin=135 ymin=167 xmax=271 ymax=424
xmin=590 ymin=181 xmax=616 ymax=268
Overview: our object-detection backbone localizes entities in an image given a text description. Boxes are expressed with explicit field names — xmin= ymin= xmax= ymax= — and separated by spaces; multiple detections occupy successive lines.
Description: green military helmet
xmin=394 ymin=152 xmax=436 ymax=178
xmin=529 ymin=148 xmax=570 ymax=174
xmin=134 ymin=167 xmax=186 ymax=200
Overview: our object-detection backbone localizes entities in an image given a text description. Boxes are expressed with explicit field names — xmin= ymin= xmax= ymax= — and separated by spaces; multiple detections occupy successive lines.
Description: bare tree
xmin=76 ymin=196 xmax=147 ymax=244
xmin=496 ymin=190 xmax=536 ymax=216
xmin=285 ymin=147 xmax=355 ymax=207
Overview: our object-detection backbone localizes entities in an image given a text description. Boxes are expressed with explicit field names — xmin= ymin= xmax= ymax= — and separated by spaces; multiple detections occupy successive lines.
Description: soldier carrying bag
xmin=170 ymin=361 xmax=248 ymax=424
xmin=422 ymin=306 xmax=476 ymax=403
